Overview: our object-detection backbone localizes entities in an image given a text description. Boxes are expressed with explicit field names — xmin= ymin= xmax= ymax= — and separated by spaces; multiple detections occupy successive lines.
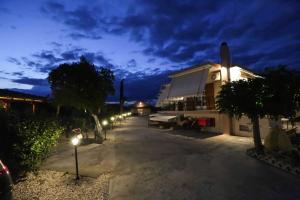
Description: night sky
xmin=0 ymin=0 xmax=299 ymax=102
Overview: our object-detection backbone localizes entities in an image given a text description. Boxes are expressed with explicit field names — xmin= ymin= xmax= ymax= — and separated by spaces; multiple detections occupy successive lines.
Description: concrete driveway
xmin=42 ymin=117 xmax=300 ymax=200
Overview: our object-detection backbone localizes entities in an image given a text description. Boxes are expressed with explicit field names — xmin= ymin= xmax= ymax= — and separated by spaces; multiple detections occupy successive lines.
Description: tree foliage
xmin=48 ymin=56 xmax=115 ymax=113
xmin=216 ymin=65 xmax=300 ymax=153
xmin=217 ymin=78 xmax=265 ymax=152
xmin=217 ymin=78 xmax=266 ymax=119
xmin=262 ymin=65 xmax=300 ymax=120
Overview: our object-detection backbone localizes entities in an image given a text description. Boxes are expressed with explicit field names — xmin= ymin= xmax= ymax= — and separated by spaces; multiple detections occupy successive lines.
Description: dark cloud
xmin=11 ymin=86 xmax=50 ymax=97
xmin=83 ymin=52 xmax=113 ymax=67
xmin=0 ymin=70 xmax=10 ymax=75
xmin=33 ymin=51 xmax=62 ymax=63
xmin=13 ymin=77 xmax=48 ymax=86
xmin=39 ymin=0 xmax=300 ymax=70
xmin=68 ymin=33 xmax=102 ymax=40
xmin=50 ymin=42 xmax=63 ymax=47
xmin=109 ymin=70 xmax=171 ymax=102
xmin=12 ymin=72 xmax=23 ymax=76
xmin=127 ymin=59 xmax=137 ymax=68
xmin=7 ymin=57 xmax=21 ymax=65
xmin=15 ymin=47 xmax=113 ymax=73
xmin=41 ymin=1 xmax=105 ymax=40
xmin=10 ymin=77 xmax=50 ymax=96
xmin=61 ymin=50 xmax=80 ymax=60
xmin=105 ymin=0 xmax=300 ymax=70
xmin=147 ymin=58 xmax=155 ymax=63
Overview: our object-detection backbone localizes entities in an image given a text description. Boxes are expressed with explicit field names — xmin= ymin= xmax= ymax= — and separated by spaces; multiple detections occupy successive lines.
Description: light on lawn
xmin=71 ymin=137 xmax=79 ymax=146
xmin=110 ymin=116 xmax=115 ymax=121
xmin=102 ymin=120 xmax=108 ymax=126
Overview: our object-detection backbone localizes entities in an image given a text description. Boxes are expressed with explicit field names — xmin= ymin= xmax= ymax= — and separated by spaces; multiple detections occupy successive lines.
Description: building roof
xmin=170 ymin=62 xmax=259 ymax=78
xmin=169 ymin=62 xmax=218 ymax=77
xmin=0 ymin=89 xmax=45 ymax=102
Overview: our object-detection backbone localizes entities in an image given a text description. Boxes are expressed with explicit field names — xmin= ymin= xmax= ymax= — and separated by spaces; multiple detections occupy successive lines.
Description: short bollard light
xmin=110 ymin=116 xmax=115 ymax=129
xmin=102 ymin=120 xmax=108 ymax=140
xmin=71 ymin=137 xmax=80 ymax=180
xmin=117 ymin=115 xmax=123 ymax=125
xmin=76 ymin=133 xmax=83 ymax=140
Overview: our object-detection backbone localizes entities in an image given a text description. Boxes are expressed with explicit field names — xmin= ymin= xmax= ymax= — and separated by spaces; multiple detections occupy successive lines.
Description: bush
xmin=264 ymin=128 xmax=293 ymax=152
xmin=278 ymin=132 xmax=293 ymax=152
xmin=264 ymin=129 xmax=279 ymax=151
xmin=14 ymin=119 xmax=64 ymax=171
xmin=0 ymin=111 xmax=64 ymax=175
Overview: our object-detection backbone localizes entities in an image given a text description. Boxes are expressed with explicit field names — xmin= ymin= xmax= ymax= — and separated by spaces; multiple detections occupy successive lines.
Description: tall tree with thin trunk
xmin=217 ymin=78 xmax=266 ymax=153
xmin=48 ymin=56 xmax=115 ymax=141
xmin=120 ymin=79 xmax=125 ymax=114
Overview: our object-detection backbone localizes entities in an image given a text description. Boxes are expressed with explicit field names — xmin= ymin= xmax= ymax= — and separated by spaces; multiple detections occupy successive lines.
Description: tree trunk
xmin=91 ymin=113 xmax=104 ymax=142
xmin=251 ymin=116 xmax=264 ymax=154
xmin=56 ymin=105 xmax=61 ymax=116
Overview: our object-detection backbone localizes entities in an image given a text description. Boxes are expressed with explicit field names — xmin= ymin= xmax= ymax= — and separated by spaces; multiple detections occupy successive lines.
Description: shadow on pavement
xmin=166 ymin=129 xmax=222 ymax=139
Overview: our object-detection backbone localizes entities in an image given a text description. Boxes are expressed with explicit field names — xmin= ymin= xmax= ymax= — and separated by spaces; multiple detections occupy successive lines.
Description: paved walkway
xmin=42 ymin=117 xmax=300 ymax=200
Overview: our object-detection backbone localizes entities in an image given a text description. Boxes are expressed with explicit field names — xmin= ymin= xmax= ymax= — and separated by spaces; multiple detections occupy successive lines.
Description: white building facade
xmin=155 ymin=62 xmax=270 ymax=138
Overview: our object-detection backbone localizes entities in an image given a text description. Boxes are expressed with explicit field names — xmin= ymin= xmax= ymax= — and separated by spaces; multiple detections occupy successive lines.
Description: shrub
xmin=264 ymin=129 xmax=279 ymax=151
xmin=278 ymin=132 xmax=293 ymax=152
xmin=13 ymin=119 xmax=64 ymax=171
xmin=264 ymin=128 xmax=293 ymax=152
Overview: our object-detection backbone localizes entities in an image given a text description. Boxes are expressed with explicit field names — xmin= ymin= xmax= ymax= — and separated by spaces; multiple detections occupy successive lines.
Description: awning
xmin=168 ymin=68 xmax=209 ymax=98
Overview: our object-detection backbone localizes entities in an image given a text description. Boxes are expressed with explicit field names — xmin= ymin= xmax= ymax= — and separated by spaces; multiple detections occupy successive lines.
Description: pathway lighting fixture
xmin=110 ymin=116 xmax=115 ymax=129
xmin=76 ymin=133 xmax=83 ymax=140
xmin=71 ymin=137 xmax=80 ymax=180
xmin=102 ymin=120 xmax=108 ymax=140
xmin=122 ymin=113 xmax=127 ymax=120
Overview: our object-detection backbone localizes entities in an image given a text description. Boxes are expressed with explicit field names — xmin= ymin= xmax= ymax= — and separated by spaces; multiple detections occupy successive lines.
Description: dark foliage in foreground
xmin=0 ymin=111 xmax=64 ymax=178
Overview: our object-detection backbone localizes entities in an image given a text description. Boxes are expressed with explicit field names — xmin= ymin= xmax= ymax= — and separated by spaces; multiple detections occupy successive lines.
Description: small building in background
xmin=0 ymin=89 xmax=45 ymax=113
xmin=131 ymin=101 xmax=151 ymax=116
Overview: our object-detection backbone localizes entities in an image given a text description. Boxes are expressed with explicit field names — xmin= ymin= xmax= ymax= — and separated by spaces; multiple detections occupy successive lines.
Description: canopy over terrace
xmin=156 ymin=63 xmax=220 ymax=110
xmin=167 ymin=64 xmax=210 ymax=100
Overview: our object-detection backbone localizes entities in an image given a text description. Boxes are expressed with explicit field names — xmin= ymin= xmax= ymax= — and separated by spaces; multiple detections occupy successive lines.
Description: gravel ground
xmin=13 ymin=170 xmax=110 ymax=200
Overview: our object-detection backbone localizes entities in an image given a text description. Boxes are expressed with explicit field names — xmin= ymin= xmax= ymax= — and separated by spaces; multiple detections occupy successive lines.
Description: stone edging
xmin=246 ymin=149 xmax=300 ymax=177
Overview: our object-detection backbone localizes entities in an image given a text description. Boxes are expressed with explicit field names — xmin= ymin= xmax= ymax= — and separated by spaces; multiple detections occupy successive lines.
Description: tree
xmin=48 ymin=56 xmax=115 ymax=141
xmin=262 ymin=65 xmax=300 ymax=122
xmin=217 ymin=78 xmax=266 ymax=153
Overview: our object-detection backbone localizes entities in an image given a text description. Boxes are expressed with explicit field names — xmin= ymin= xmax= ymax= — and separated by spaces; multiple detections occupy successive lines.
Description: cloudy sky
xmin=0 ymin=0 xmax=299 ymax=101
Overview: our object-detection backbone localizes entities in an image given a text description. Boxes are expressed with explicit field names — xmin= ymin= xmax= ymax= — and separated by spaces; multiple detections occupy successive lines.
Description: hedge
xmin=13 ymin=119 xmax=64 ymax=170
xmin=0 ymin=111 xmax=64 ymax=174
